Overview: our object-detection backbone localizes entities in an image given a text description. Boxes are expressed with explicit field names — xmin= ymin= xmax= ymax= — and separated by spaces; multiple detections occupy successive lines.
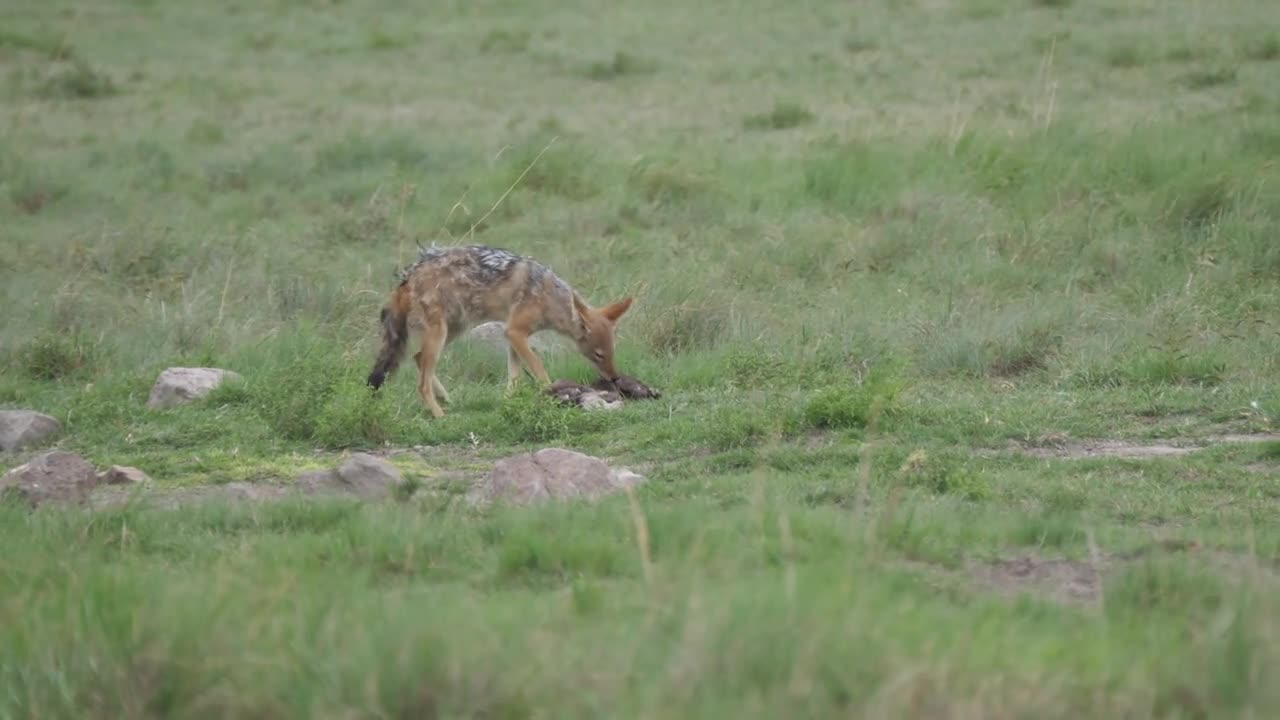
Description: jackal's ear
xmin=601 ymin=297 xmax=633 ymax=323
xmin=573 ymin=289 xmax=591 ymax=317
xmin=573 ymin=292 xmax=591 ymax=333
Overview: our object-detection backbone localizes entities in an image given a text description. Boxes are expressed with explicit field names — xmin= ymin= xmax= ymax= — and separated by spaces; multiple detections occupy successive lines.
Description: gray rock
xmin=147 ymin=367 xmax=243 ymax=409
xmin=1 ymin=451 xmax=97 ymax=508
xmin=467 ymin=322 xmax=562 ymax=354
xmin=97 ymin=465 xmax=150 ymax=485
xmin=0 ymin=410 xmax=62 ymax=452
xmin=470 ymin=448 xmax=644 ymax=506
xmin=296 ymin=452 xmax=405 ymax=501
xmin=295 ymin=469 xmax=344 ymax=496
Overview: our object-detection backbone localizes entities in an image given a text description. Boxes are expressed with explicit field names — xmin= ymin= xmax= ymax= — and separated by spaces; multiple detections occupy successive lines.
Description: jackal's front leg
xmin=506 ymin=346 xmax=523 ymax=391
xmin=505 ymin=327 xmax=552 ymax=386
xmin=431 ymin=375 xmax=451 ymax=405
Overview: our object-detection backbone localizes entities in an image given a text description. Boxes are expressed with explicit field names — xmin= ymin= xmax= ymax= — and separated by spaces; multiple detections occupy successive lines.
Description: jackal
xmin=366 ymin=244 xmax=633 ymax=418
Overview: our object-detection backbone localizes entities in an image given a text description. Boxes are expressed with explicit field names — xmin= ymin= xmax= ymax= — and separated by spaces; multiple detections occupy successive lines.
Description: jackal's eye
xmin=593 ymin=350 xmax=605 ymax=361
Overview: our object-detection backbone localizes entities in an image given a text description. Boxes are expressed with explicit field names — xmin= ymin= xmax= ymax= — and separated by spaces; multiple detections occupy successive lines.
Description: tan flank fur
xmin=366 ymin=245 xmax=633 ymax=418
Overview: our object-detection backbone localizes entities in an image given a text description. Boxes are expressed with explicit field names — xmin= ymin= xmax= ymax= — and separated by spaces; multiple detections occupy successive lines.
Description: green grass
xmin=743 ymin=101 xmax=815 ymax=131
xmin=2 ymin=0 xmax=1279 ymax=716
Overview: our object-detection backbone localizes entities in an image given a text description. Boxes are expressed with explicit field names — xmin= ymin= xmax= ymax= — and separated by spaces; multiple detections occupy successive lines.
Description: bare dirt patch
xmin=997 ymin=432 xmax=1279 ymax=460
xmin=91 ymin=482 xmax=293 ymax=511
xmin=898 ymin=553 xmax=1110 ymax=610
xmin=966 ymin=555 xmax=1106 ymax=608
xmin=947 ymin=540 xmax=1280 ymax=610
xmin=1023 ymin=440 xmax=1195 ymax=460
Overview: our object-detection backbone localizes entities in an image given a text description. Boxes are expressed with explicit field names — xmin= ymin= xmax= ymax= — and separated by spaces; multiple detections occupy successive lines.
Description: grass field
xmin=2 ymin=0 xmax=1279 ymax=716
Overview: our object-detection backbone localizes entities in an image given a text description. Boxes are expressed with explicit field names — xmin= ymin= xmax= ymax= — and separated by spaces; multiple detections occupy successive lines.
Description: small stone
xmin=147 ymin=367 xmax=243 ymax=409
xmin=467 ymin=322 xmax=561 ymax=354
xmin=296 ymin=453 xmax=405 ymax=501
xmin=0 ymin=410 xmax=62 ymax=452
xmin=97 ymin=465 xmax=149 ymax=485
xmin=469 ymin=448 xmax=645 ymax=506
xmin=0 ymin=450 xmax=97 ymax=508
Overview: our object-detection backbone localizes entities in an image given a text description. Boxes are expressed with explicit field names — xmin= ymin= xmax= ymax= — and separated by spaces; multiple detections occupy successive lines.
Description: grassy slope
xmin=1 ymin=0 xmax=1279 ymax=716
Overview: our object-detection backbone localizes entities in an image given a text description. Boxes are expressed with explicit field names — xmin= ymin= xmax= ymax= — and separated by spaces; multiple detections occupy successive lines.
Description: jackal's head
xmin=571 ymin=294 xmax=633 ymax=382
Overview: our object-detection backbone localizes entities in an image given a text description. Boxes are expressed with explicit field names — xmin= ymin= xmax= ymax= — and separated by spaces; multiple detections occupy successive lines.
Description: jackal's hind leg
xmin=411 ymin=352 xmax=450 ymax=404
xmin=415 ymin=319 xmax=448 ymax=418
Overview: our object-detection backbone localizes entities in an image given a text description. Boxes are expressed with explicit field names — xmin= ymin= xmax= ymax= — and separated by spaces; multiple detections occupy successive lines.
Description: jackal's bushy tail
xmin=367 ymin=285 xmax=409 ymax=390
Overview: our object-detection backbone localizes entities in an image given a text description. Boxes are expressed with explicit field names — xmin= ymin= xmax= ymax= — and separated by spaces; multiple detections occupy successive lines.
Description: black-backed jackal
xmin=367 ymin=245 xmax=633 ymax=418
